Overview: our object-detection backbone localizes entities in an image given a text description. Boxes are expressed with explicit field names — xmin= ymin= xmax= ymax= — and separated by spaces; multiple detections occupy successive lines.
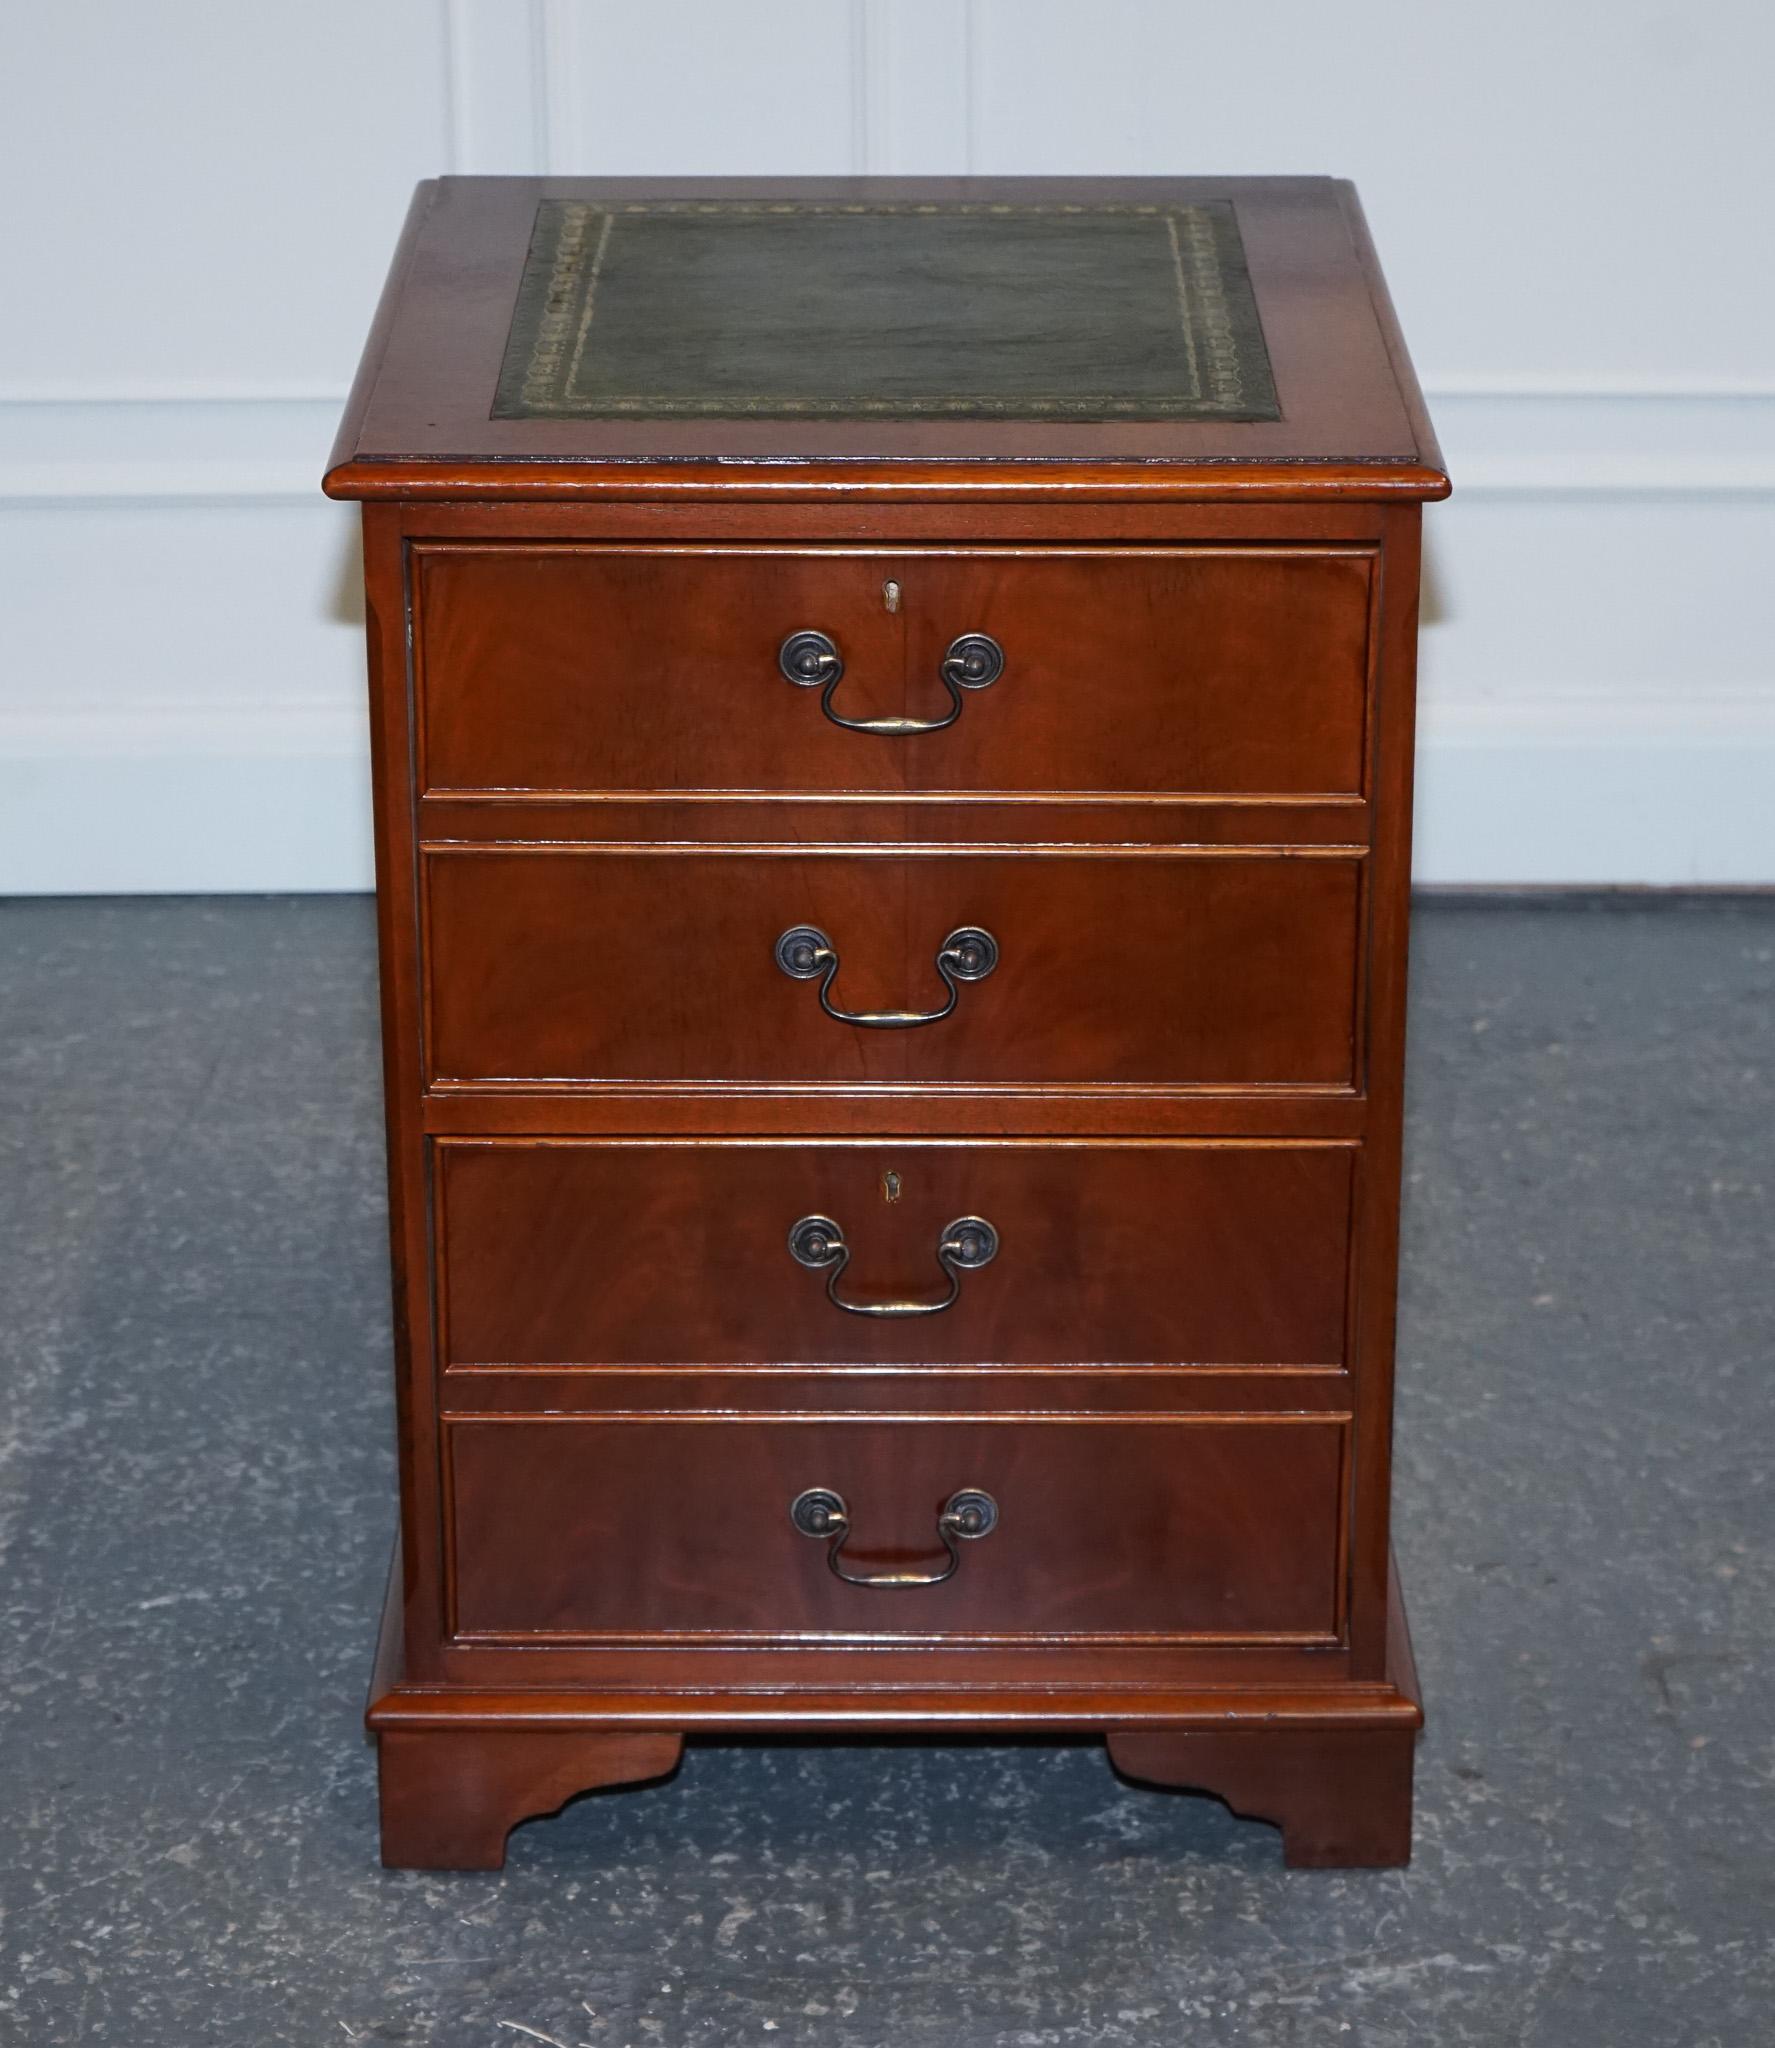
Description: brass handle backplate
xmin=787 ymin=1212 xmax=998 ymax=1317
xmin=775 ymin=924 xmax=997 ymax=1029
xmin=779 ymin=629 xmax=1005 ymax=735
xmin=790 ymin=1485 xmax=1000 ymax=1588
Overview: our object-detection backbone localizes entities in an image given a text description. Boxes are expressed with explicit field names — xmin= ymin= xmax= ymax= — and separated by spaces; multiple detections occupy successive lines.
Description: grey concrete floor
xmin=1 ymin=894 xmax=1771 ymax=2046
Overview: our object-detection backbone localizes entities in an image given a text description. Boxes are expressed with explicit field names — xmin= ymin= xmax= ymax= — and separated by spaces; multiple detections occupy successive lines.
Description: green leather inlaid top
xmin=493 ymin=200 xmax=1279 ymax=423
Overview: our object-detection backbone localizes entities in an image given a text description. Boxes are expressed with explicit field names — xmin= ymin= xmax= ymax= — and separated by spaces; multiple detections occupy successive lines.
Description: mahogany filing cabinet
xmin=324 ymin=176 xmax=1449 ymax=1869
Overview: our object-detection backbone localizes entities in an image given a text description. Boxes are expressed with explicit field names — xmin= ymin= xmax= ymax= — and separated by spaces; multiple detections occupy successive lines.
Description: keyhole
xmin=882 ymin=1170 xmax=902 ymax=1203
xmin=883 ymin=579 xmax=901 ymax=614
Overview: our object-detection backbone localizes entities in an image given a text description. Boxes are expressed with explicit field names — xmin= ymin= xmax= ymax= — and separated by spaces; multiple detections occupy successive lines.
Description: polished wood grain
xmin=335 ymin=460 xmax=1448 ymax=504
xmin=322 ymin=177 xmax=1448 ymax=488
xmin=360 ymin=506 xmax=441 ymax=1650
xmin=421 ymin=848 xmax=1363 ymax=1088
xmin=1107 ymin=1556 xmax=1422 ymax=1866
xmin=414 ymin=544 xmax=1374 ymax=799
xmin=418 ymin=1087 xmax=1373 ymax=1139
xmin=437 ymin=1368 xmax=1352 ymax=1420
xmin=377 ymin=1728 xmax=684 ymax=1870
xmin=1109 ymin=1725 xmax=1414 ymax=1867
xmin=445 ymin=1415 xmax=1348 ymax=1642
xmin=435 ymin=1138 xmax=1354 ymax=1370
xmin=396 ymin=497 xmax=1398 ymax=544
xmin=420 ymin=796 xmax=1372 ymax=851
xmin=370 ymin=1533 xmax=1425 ymax=1707
xmin=338 ymin=173 xmax=1443 ymax=1870
xmin=366 ymin=1542 xmax=1421 ymax=1868
xmin=1346 ymin=502 xmax=1424 ymax=1678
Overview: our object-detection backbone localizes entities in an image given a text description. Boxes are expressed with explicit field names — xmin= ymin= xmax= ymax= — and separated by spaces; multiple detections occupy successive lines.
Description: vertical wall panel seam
xmin=439 ymin=0 xmax=466 ymax=173
xmin=539 ymin=0 xmax=577 ymax=173
xmin=852 ymin=0 xmax=873 ymax=175
xmin=963 ymin=0 xmax=979 ymax=175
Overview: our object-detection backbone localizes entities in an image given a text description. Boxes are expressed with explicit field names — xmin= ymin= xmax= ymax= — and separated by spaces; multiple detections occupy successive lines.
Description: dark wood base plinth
xmin=369 ymin=1555 xmax=1421 ymax=1871
xmin=1108 ymin=1722 xmax=1415 ymax=1867
xmin=1108 ymin=1557 xmax=1422 ymax=1868
xmin=376 ymin=1724 xmax=684 ymax=1870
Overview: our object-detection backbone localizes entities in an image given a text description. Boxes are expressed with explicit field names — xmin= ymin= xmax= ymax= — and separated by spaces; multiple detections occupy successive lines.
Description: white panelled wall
xmin=3 ymin=0 xmax=1771 ymax=891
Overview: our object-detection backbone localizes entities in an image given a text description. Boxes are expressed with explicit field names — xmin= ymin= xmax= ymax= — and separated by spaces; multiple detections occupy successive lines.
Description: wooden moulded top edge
xmin=322 ymin=458 xmax=1452 ymax=503
xmin=323 ymin=175 xmax=1451 ymax=504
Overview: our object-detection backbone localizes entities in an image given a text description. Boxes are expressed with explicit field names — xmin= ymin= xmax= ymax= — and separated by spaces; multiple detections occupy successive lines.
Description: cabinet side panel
xmin=1346 ymin=503 xmax=1424 ymax=1675
xmin=362 ymin=503 xmax=446 ymax=1675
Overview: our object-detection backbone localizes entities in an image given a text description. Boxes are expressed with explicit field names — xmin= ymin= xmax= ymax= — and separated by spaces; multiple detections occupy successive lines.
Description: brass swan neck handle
xmin=779 ymin=629 xmax=1005 ymax=736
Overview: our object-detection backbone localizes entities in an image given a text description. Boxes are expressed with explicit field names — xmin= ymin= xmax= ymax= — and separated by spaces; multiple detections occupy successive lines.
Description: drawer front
xmin=437 ymin=1139 xmax=1353 ymax=1370
xmin=447 ymin=1415 xmax=1347 ymax=1642
xmin=414 ymin=545 xmax=1373 ymax=799
xmin=423 ymin=850 xmax=1361 ymax=1087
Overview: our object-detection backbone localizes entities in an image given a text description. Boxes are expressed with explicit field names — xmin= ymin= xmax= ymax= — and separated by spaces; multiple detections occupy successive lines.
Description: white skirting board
xmin=6 ymin=0 xmax=1775 ymax=892
xmin=0 ymin=720 xmax=373 ymax=897
xmin=1411 ymin=725 xmax=1775 ymax=888
xmin=2 ymin=395 xmax=1772 ymax=894
xmin=5 ymin=726 xmax=1770 ymax=897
